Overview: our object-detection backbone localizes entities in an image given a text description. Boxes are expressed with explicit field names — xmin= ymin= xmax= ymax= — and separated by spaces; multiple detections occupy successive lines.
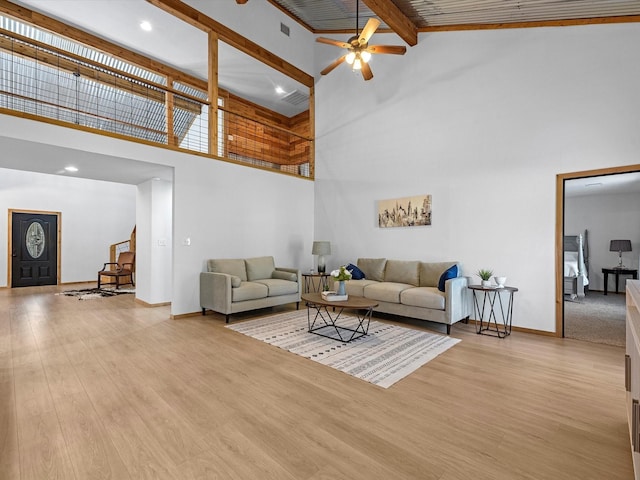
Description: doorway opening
xmin=556 ymin=165 xmax=640 ymax=344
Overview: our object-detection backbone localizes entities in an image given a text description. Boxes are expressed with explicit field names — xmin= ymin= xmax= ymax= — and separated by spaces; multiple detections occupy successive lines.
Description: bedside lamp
xmin=610 ymin=239 xmax=632 ymax=268
xmin=312 ymin=241 xmax=331 ymax=274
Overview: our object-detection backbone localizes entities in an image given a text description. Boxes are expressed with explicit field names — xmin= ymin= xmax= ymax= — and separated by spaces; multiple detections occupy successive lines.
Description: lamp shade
xmin=312 ymin=241 xmax=331 ymax=255
xmin=610 ymin=240 xmax=632 ymax=252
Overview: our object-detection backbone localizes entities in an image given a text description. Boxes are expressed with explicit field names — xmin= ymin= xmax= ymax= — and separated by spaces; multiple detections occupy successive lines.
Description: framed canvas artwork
xmin=378 ymin=194 xmax=432 ymax=228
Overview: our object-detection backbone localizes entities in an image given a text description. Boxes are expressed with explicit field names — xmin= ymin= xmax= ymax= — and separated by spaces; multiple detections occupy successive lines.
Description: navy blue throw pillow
xmin=347 ymin=263 xmax=365 ymax=280
xmin=438 ymin=265 xmax=458 ymax=292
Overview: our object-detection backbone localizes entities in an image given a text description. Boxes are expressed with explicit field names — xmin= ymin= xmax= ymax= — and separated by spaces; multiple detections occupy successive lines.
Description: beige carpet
xmin=564 ymin=291 xmax=625 ymax=347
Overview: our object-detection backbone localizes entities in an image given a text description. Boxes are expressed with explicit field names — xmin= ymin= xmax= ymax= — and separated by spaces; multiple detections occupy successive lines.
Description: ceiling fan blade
xmin=321 ymin=55 xmax=347 ymax=75
xmin=366 ymin=45 xmax=407 ymax=55
xmin=361 ymin=62 xmax=373 ymax=81
xmin=358 ymin=18 xmax=380 ymax=46
xmin=316 ymin=37 xmax=352 ymax=49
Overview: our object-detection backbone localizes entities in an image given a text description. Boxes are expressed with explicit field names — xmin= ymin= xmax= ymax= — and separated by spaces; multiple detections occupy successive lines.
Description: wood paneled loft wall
xmin=0 ymin=0 xmax=313 ymax=175
xmin=224 ymin=93 xmax=310 ymax=166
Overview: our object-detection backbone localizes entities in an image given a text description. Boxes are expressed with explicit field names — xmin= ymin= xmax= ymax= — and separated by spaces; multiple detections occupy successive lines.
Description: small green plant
xmin=477 ymin=269 xmax=493 ymax=281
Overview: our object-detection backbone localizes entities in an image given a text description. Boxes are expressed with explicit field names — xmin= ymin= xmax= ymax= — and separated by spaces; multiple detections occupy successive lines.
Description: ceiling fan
xmin=316 ymin=2 xmax=406 ymax=81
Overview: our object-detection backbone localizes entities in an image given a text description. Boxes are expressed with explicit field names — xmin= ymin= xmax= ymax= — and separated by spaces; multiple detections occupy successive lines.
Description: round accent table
xmin=302 ymin=273 xmax=331 ymax=293
xmin=468 ymin=285 xmax=518 ymax=338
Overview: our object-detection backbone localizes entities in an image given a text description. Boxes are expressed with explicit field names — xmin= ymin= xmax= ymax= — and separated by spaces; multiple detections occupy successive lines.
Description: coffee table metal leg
xmin=306 ymin=303 xmax=372 ymax=342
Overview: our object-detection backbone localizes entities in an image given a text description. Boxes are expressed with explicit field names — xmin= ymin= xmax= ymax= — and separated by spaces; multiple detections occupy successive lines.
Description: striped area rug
xmin=226 ymin=310 xmax=460 ymax=388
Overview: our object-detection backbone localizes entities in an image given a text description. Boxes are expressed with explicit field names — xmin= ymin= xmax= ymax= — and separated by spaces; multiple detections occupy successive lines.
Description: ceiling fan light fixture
xmin=316 ymin=0 xmax=405 ymax=80
xmin=345 ymin=51 xmax=356 ymax=65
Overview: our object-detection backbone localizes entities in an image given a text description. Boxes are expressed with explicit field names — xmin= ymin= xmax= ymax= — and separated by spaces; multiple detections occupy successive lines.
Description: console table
xmin=603 ymin=267 xmax=638 ymax=295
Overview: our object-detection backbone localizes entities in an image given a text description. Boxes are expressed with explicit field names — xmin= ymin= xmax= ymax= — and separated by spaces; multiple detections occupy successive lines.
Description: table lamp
xmin=610 ymin=239 xmax=632 ymax=268
xmin=312 ymin=241 xmax=331 ymax=273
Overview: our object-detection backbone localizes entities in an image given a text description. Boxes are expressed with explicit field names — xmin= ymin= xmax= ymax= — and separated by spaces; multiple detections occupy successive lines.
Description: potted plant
xmin=477 ymin=269 xmax=493 ymax=287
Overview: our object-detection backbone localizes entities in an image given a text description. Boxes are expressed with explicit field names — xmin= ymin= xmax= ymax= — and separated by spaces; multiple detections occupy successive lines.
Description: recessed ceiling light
xmin=140 ymin=20 xmax=152 ymax=32
xmin=275 ymin=86 xmax=285 ymax=94
xmin=64 ymin=166 xmax=78 ymax=172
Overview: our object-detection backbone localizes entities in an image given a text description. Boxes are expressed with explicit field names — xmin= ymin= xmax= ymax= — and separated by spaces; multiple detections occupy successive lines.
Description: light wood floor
xmin=0 ymin=284 xmax=634 ymax=479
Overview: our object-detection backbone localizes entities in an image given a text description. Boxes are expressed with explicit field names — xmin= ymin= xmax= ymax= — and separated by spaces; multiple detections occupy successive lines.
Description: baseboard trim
xmin=170 ymin=311 xmax=202 ymax=320
xmin=465 ymin=318 xmax=556 ymax=336
xmin=134 ymin=298 xmax=171 ymax=308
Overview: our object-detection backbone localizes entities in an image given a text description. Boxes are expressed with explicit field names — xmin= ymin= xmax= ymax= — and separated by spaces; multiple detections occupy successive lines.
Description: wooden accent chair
xmin=98 ymin=251 xmax=135 ymax=289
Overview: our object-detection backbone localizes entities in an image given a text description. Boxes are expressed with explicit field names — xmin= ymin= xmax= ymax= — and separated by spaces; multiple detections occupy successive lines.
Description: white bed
xmin=564 ymin=231 xmax=589 ymax=299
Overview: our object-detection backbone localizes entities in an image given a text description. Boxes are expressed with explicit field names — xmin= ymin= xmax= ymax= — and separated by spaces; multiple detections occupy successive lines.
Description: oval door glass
xmin=25 ymin=222 xmax=45 ymax=258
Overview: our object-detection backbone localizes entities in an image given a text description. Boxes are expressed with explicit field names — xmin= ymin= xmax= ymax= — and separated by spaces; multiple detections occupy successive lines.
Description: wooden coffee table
xmin=302 ymin=293 xmax=378 ymax=342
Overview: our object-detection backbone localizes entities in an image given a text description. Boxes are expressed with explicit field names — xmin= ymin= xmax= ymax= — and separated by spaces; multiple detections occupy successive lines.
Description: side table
xmin=302 ymin=273 xmax=330 ymax=293
xmin=602 ymin=267 xmax=638 ymax=295
xmin=469 ymin=285 xmax=518 ymax=338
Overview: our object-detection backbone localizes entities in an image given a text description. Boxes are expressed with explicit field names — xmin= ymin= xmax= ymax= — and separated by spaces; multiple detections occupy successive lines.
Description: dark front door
xmin=11 ymin=212 xmax=58 ymax=287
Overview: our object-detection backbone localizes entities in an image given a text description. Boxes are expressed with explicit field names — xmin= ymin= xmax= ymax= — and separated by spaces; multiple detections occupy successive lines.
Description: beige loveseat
xmin=200 ymin=256 xmax=301 ymax=323
xmin=344 ymin=258 xmax=472 ymax=334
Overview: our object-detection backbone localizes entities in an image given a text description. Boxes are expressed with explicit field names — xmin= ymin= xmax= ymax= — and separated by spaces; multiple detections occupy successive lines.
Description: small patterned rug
xmin=57 ymin=287 xmax=135 ymax=300
xmin=227 ymin=310 xmax=460 ymax=388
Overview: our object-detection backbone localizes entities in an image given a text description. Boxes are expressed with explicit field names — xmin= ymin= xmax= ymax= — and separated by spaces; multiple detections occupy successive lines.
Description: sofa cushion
xmin=344 ymin=279 xmax=377 ymax=297
xmin=357 ymin=258 xmax=387 ymax=282
xmin=245 ymin=256 xmax=275 ymax=281
xmin=384 ymin=260 xmax=419 ymax=286
xmin=253 ymin=278 xmax=298 ymax=296
xmin=401 ymin=287 xmax=446 ymax=310
xmin=232 ymin=282 xmax=268 ymax=302
xmin=347 ymin=263 xmax=365 ymax=280
xmin=208 ymin=259 xmax=247 ymax=281
xmin=230 ymin=275 xmax=242 ymax=288
xmin=438 ymin=265 xmax=458 ymax=292
xmin=420 ymin=262 xmax=458 ymax=287
xmin=364 ymin=282 xmax=414 ymax=304
xmin=272 ymin=270 xmax=297 ymax=282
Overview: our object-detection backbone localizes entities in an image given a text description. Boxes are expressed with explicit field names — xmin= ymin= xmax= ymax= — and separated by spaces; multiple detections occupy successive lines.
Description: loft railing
xmin=0 ymin=27 xmax=312 ymax=178
xmin=109 ymin=226 xmax=136 ymax=263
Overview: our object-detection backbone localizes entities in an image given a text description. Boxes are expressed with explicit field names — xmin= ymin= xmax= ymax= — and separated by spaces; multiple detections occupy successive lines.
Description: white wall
xmin=565 ymin=191 xmax=640 ymax=291
xmin=136 ymin=178 xmax=173 ymax=305
xmin=0 ymin=114 xmax=315 ymax=315
xmin=0 ymin=167 xmax=136 ymax=285
xmin=314 ymin=23 xmax=640 ymax=333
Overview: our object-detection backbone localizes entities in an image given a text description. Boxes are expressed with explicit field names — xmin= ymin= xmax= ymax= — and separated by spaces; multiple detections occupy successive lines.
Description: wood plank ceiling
xmin=269 ymin=0 xmax=640 ymax=45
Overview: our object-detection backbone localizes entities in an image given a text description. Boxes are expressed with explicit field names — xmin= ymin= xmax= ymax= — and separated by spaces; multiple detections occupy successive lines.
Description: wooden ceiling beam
xmin=146 ymin=0 xmax=314 ymax=88
xmin=419 ymin=14 xmax=640 ymax=32
xmin=362 ymin=0 xmax=417 ymax=46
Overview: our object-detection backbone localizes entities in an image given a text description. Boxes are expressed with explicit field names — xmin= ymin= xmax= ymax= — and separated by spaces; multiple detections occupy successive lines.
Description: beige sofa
xmin=344 ymin=258 xmax=472 ymax=334
xmin=200 ymin=256 xmax=301 ymax=323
